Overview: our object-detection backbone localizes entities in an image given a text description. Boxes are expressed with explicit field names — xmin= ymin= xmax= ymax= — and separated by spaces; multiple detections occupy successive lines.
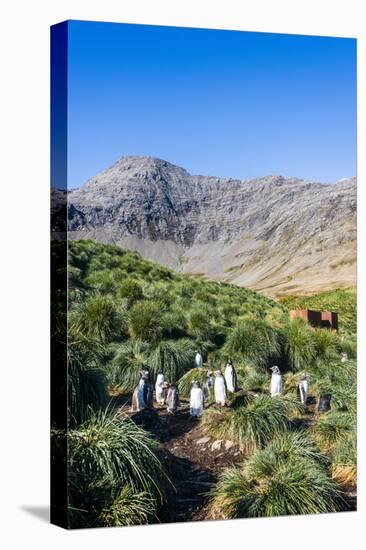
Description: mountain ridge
xmin=67 ymin=156 xmax=356 ymax=297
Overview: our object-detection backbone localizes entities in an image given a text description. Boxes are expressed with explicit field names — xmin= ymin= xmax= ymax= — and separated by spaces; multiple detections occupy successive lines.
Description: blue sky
xmin=67 ymin=21 xmax=356 ymax=188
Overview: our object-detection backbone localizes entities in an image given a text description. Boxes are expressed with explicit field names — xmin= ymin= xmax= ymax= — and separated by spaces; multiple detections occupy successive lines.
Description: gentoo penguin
xmin=269 ymin=366 xmax=283 ymax=397
xmin=195 ymin=350 xmax=203 ymax=368
xmin=224 ymin=358 xmax=238 ymax=393
xmin=190 ymin=381 xmax=204 ymax=418
xmin=155 ymin=373 xmax=166 ymax=405
xmin=341 ymin=352 xmax=348 ymax=363
xmin=214 ymin=370 xmax=227 ymax=406
xmin=166 ymin=384 xmax=180 ymax=414
xmin=131 ymin=371 xmax=146 ymax=412
xmin=297 ymin=372 xmax=309 ymax=405
xmin=203 ymin=370 xmax=215 ymax=402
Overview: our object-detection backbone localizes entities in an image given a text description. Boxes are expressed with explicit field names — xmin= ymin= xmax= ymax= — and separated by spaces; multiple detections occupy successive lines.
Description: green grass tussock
xmin=203 ymin=394 xmax=304 ymax=453
xmin=66 ymin=410 xmax=170 ymax=528
xmin=224 ymin=318 xmax=281 ymax=370
xmin=210 ymin=431 xmax=347 ymax=518
xmin=99 ymin=485 xmax=158 ymax=527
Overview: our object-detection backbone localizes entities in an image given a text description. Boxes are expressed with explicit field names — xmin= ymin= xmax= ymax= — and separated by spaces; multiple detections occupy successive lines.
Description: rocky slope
xmin=68 ymin=156 xmax=356 ymax=297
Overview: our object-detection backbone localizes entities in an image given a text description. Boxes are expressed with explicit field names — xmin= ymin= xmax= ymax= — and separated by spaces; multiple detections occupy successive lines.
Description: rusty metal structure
xmin=289 ymin=309 xmax=338 ymax=331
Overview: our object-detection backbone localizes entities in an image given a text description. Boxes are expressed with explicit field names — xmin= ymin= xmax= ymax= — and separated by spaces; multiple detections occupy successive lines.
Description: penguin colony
xmin=131 ymin=352 xmax=312 ymax=416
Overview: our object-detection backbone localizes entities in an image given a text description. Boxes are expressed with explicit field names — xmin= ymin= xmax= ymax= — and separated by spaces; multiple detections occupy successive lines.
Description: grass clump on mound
xmin=66 ymin=410 xmax=170 ymax=528
xmin=264 ymin=430 xmax=330 ymax=468
xmin=314 ymin=359 xmax=356 ymax=413
xmin=281 ymin=317 xmax=316 ymax=372
xmin=210 ymin=432 xmax=347 ymax=519
xmin=99 ymin=485 xmax=157 ymax=527
xmin=238 ymin=365 xmax=268 ymax=392
xmin=106 ymin=338 xmax=196 ymax=393
xmin=70 ymin=294 xmax=126 ymax=343
xmin=331 ymin=430 xmax=357 ymax=485
xmin=148 ymin=339 xmax=196 ymax=384
xmin=105 ymin=339 xmax=151 ymax=393
xmin=224 ymin=318 xmax=281 ymax=370
xmin=203 ymin=394 xmax=303 ymax=453
xmin=312 ymin=411 xmax=355 ymax=450
xmin=178 ymin=367 xmax=212 ymax=399
xmin=67 ymin=331 xmax=108 ymax=427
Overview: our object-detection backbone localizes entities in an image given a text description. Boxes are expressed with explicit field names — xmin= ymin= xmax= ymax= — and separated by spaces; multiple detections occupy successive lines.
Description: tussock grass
xmin=66 ymin=410 xmax=171 ymax=528
xmin=128 ymin=300 xmax=165 ymax=342
xmin=99 ymin=485 xmax=158 ymax=526
xmin=70 ymin=294 xmax=124 ymax=342
xmin=331 ymin=426 xmax=357 ymax=486
xmin=178 ymin=367 xmax=212 ymax=398
xmin=148 ymin=339 xmax=196 ymax=384
xmin=281 ymin=317 xmax=316 ymax=372
xmin=107 ymin=338 xmax=196 ymax=392
xmin=239 ymin=366 xmax=268 ymax=391
xmin=210 ymin=433 xmax=347 ymax=518
xmin=68 ymin=333 xmax=108 ymax=427
xmin=265 ymin=430 xmax=330 ymax=468
xmin=311 ymin=359 xmax=356 ymax=413
xmin=203 ymin=394 xmax=303 ymax=453
xmin=68 ymin=411 xmax=168 ymax=500
xmin=106 ymin=339 xmax=151 ymax=392
xmin=224 ymin=319 xmax=281 ymax=370
xmin=312 ymin=411 xmax=355 ymax=450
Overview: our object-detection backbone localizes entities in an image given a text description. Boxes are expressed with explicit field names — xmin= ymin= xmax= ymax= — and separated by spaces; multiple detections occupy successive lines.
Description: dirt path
xmin=156 ymin=403 xmax=244 ymax=522
xmin=112 ymin=394 xmax=244 ymax=522
xmin=112 ymin=394 xmax=356 ymax=521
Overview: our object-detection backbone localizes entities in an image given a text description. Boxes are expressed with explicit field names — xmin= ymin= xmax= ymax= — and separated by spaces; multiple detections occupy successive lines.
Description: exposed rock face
xmin=68 ymin=156 xmax=356 ymax=296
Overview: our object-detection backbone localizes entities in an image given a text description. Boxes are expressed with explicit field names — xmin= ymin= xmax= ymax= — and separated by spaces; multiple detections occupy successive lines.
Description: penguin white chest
xmin=270 ymin=373 xmax=282 ymax=396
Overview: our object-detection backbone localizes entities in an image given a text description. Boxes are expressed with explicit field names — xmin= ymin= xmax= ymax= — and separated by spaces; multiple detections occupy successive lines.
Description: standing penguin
xmin=142 ymin=370 xmax=154 ymax=408
xmin=190 ymin=381 xmax=204 ymax=418
xmin=318 ymin=393 xmax=332 ymax=413
xmin=214 ymin=370 xmax=227 ymax=406
xmin=195 ymin=350 xmax=203 ymax=368
xmin=341 ymin=352 xmax=348 ymax=363
xmin=166 ymin=384 xmax=180 ymax=414
xmin=203 ymin=370 xmax=215 ymax=402
xmin=297 ymin=372 xmax=309 ymax=405
xmin=224 ymin=359 xmax=238 ymax=393
xmin=131 ymin=371 xmax=146 ymax=412
xmin=269 ymin=366 xmax=283 ymax=397
xmin=155 ymin=373 xmax=166 ymax=405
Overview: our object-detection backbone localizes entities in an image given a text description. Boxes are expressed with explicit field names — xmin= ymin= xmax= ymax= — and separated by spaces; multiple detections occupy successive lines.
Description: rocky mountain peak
xmin=68 ymin=157 xmax=356 ymax=297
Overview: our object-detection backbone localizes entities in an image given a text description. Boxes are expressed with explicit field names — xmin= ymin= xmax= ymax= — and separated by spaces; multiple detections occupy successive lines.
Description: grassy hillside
xmin=69 ymin=239 xmax=281 ymax=315
xmin=68 ymin=240 xmax=287 ymax=385
xmin=60 ymin=240 xmax=356 ymax=527
xmin=68 ymin=240 xmax=356 ymax=386
xmin=279 ymin=289 xmax=356 ymax=334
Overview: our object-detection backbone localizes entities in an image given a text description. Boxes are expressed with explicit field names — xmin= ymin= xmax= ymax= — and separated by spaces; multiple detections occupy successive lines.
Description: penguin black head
xmin=270 ymin=366 xmax=280 ymax=374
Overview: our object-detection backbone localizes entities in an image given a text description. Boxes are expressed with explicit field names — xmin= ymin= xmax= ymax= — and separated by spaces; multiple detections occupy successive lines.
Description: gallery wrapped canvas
xmin=51 ymin=20 xmax=357 ymax=529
